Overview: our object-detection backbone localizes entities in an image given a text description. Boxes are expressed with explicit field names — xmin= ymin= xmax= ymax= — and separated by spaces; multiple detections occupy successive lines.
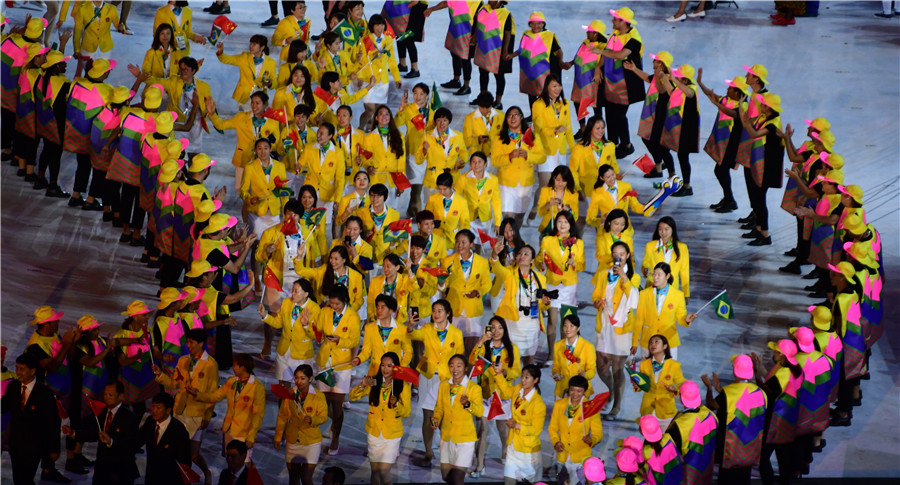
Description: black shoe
xmin=23 ymin=173 xmax=36 ymax=182
xmin=749 ymin=236 xmax=772 ymax=246
xmin=573 ymin=128 xmax=584 ymax=141
xmin=82 ymin=200 xmax=103 ymax=211
xmin=203 ymin=2 xmax=217 ymax=12
xmin=119 ymin=233 xmax=132 ymax=243
xmin=260 ymin=16 xmax=279 ymax=27
xmin=219 ymin=5 xmax=231 ymax=14
xmin=72 ymin=454 xmax=93 ymax=467
xmin=615 ymin=143 xmax=635 ymax=158
xmin=441 ymin=79 xmax=462 ymax=89
xmin=714 ymin=201 xmax=738 ymax=213
xmin=16 ymin=168 xmax=26 ymax=176
xmin=779 ymin=262 xmax=803 ymax=274
xmin=68 ymin=196 xmax=84 ymax=207
xmin=742 ymin=229 xmax=762 ymax=239
xmin=851 ymin=397 xmax=862 ymax=407
xmin=802 ymin=269 xmax=820 ymax=280
xmin=404 ymin=69 xmax=420 ymax=79
xmin=112 ymin=219 xmax=124 ymax=228
xmin=140 ymin=253 xmax=150 ymax=263
xmin=812 ymin=439 xmax=827 ymax=453
xmin=33 ymin=178 xmax=49 ymax=190
xmin=398 ymin=64 xmax=408 ymax=73
xmin=148 ymin=259 xmax=161 ymax=269
xmin=46 ymin=185 xmax=70 ymax=198
xmin=784 ymin=248 xmax=799 ymax=257
xmin=2 ymin=151 xmax=11 ymax=161
xmin=709 ymin=199 xmax=725 ymax=209
xmin=453 ymin=86 xmax=471 ymax=96
xmin=64 ymin=461 xmax=88 ymax=475
xmin=207 ymin=2 xmax=223 ymax=14
xmin=737 ymin=213 xmax=755 ymax=224
xmin=671 ymin=186 xmax=693 ymax=197
xmin=643 ymin=170 xmax=663 ymax=179
xmin=102 ymin=211 xmax=114 ymax=222
xmin=310 ymin=34 xmax=320 ymax=41
xmin=41 ymin=468 xmax=72 ymax=483
xmin=130 ymin=236 xmax=146 ymax=247
xmin=829 ymin=415 xmax=851 ymax=427
xmin=492 ymin=102 xmax=503 ymax=111
xmin=740 ymin=221 xmax=756 ymax=230
xmin=807 ymin=290 xmax=827 ymax=299
xmin=469 ymin=98 xmax=479 ymax=106
xmin=804 ymin=282 xmax=825 ymax=291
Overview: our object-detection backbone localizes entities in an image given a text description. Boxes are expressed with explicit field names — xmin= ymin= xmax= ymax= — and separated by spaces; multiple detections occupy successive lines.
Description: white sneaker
xmin=688 ymin=10 xmax=706 ymax=18
xmin=342 ymin=401 xmax=351 ymax=409
xmin=666 ymin=13 xmax=687 ymax=22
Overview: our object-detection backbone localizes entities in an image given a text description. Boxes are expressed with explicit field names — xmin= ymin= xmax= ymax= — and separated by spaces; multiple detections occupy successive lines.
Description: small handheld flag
xmin=430 ymin=82 xmax=443 ymax=111
xmin=55 ymin=397 xmax=69 ymax=420
xmin=695 ymin=289 xmax=734 ymax=319
xmin=304 ymin=207 xmax=327 ymax=227
xmin=263 ymin=265 xmax=281 ymax=292
xmin=392 ymin=365 xmax=419 ymax=386
xmin=469 ymin=359 xmax=485 ymax=378
xmin=334 ymin=18 xmax=360 ymax=46
xmin=522 ymin=126 xmax=535 ymax=148
xmin=208 ymin=15 xmax=237 ymax=45
xmin=313 ymin=86 xmax=338 ymax=108
xmin=581 ymin=392 xmax=610 ymax=420
xmin=626 ymin=365 xmax=650 ymax=392
xmin=486 ymin=391 xmax=505 ymax=420
xmin=421 ymin=267 xmax=451 ymax=284
xmin=88 ymin=398 xmax=106 ymax=417
xmin=560 ymin=304 xmax=578 ymax=320
xmin=577 ymin=96 xmax=595 ymax=120
xmin=262 ymin=107 xmax=288 ymax=125
xmin=390 ymin=172 xmax=412 ymax=190
xmin=477 ymin=229 xmax=497 ymax=248
xmin=632 ymin=154 xmax=656 ymax=175
xmin=315 ymin=368 xmax=336 ymax=387
xmin=270 ymin=383 xmax=294 ymax=400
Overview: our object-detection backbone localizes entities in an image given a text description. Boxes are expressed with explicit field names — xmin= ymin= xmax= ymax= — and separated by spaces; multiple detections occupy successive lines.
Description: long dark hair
xmin=369 ymin=351 xmax=404 ymax=408
xmin=547 ymin=165 xmax=576 ymax=193
xmin=580 ymin=116 xmax=607 ymax=147
xmin=552 ymin=211 xmax=580 ymax=239
xmin=499 ymin=106 xmax=528 ymax=145
xmin=539 ymin=74 xmax=567 ymax=107
xmin=289 ymin=64 xmax=315 ymax=107
xmin=610 ymin=240 xmax=636 ymax=280
xmin=249 ymin=34 xmax=271 ymax=56
xmin=483 ymin=317 xmax=515 ymax=368
xmin=374 ymin=105 xmax=404 ymax=157
xmin=433 ymin=299 xmax=453 ymax=324
xmin=652 ymin=216 xmax=682 ymax=262
xmin=286 ymin=38 xmax=308 ymax=63
xmin=499 ymin=217 xmax=525 ymax=253
xmin=604 ymin=208 xmax=630 ymax=234
xmin=321 ymin=246 xmax=360 ymax=297
xmin=152 ymin=23 xmax=176 ymax=51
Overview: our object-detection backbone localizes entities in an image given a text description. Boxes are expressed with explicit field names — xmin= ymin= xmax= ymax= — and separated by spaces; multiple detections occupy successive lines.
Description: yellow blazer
xmin=73 ymin=1 xmax=120 ymax=54
xmin=272 ymin=87 xmax=313 ymax=122
xmin=208 ymin=111 xmax=282 ymax=167
xmin=418 ymin=129 xmax=467 ymax=189
xmin=491 ymin=133 xmax=546 ymax=187
xmin=263 ymin=298 xmax=322 ymax=360
xmin=538 ymin=235 xmax=586 ymax=286
xmin=147 ymin=75 xmax=213 ymax=123
xmin=455 ymin=172 xmax=502 ymax=227
xmin=469 ymin=343 xmax=521 ymax=397
xmin=591 ymin=272 xmax=642 ymax=335
xmin=156 ymin=351 xmax=218 ymax=420
xmin=195 ymin=375 xmax=266 ymax=444
xmin=395 ymin=102 xmax=434 ymax=163
xmin=592 ymin=227 xmax=635 ymax=270
xmin=440 ymin=252 xmax=491 ymax=318
xmin=142 ymin=48 xmax=176 ymax=79
xmin=586 ymin=181 xmax=644 ymax=228
xmin=641 ymin=240 xmax=691 ymax=298
xmin=425 ymin=192 xmax=471 ymax=250
xmin=356 ymin=321 xmax=413 ymax=376
xmin=361 ymin=132 xmax=406 ymax=188
xmin=418 ymin=232 xmax=448 ymax=269
xmin=297 ymin=213 xmax=328 ymax=268
xmin=633 ymin=286 xmax=689 ymax=349
xmin=349 ymin=380 xmax=412 ymax=439
xmin=316 ymin=49 xmax=360 ymax=86
xmin=272 ymin=16 xmax=311 ymax=61
xmin=433 ymin=377 xmax=484 ymax=443
xmin=548 ymin=397 xmax=604 ymax=464
xmin=353 ymin=206 xmax=400 ymax=262
xmin=366 ymin=274 xmax=416 ymax=325
xmin=277 ymin=59 xmax=320 ymax=89
xmin=490 ymin=260 xmax=550 ymax=328
xmin=313 ymin=307 xmax=361 ymax=368
xmin=240 ymin=159 xmax=288 ymax=216
xmin=639 ymin=357 xmax=685 ymax=419
xmin=335 ymin=128 xmax=366 ymax=174
xmin=462 ymin=108 xmax=503 ymax=158
xmin=494 ymin=379 xmax=547 ymax=453
xmin=294 ymin=264 xmax=366 ymax=313
xmin=255 ymin=222 xmax=294 ymax=287
xmin=357 ymin=34 xmax=401 ymax=85
xmin=552 ymin=337 xmax=597 ymax=398
xmin=408 ymin=264 xmax=439 ymax=320
xmin=570 ymin=141 xmax=618 ymax=194
xmin=409 ymin=323 xmax=463 ymax=380
xmin=536 ymin=187 xmax=579 ymax=234
xmin=276 ymin=123 xmax=312 ymax=174
xmin=275 ymin=386 xmax=328 ymax=445
xmin=217 ymin=51 xmax=277 ymax=104
xmin=153 ymin=5 xmax=198 ymax=60
xmin=531 ymin=98 xmax=576 ymax=156
xmin=300 ymin=143 xmax=346 ymax=203
xmin=329 ymin=238 xmax=374 ymax=274
xmin=313 ymin=86 xmax=368 ymax=127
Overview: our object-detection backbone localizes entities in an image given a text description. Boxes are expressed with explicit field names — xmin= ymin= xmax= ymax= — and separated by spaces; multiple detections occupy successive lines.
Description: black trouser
xmin=89 ymin=168 xmax=107 ymax=199
xmin=642 ymin=137 xmax=674 ymax=174
xmin=160 ymin=254 xmax=186 ymax=288
xmin=760 ymin=442 xmax=795 ymax=485
xmin=677 ymin=151 xmax=692 ymax=185
xmin=119 ymin=184 xmax=145 ymax=229
xmin=478 ymin=68 xmax=505 ymax=101
xmin=397 ymin=37 xmax=418 ymax=63
xmin=268 ymin=0 xmax=289 ymax=16
xmin=145 ymin=229 xmax=159 ymax=258
xmin=743 ymin=167 xmax=756 ymax=216
xmin=37 ymin=140 xmax=62 ymax=183
xmin=715 ymin=162 xmax=735 ymax=203
xmin=14 ymin=134 xmax=38 ymax=165
xmin=106 ymin=180 xmax=122 ymax=215
xmin=527 ymin=95 xmax=539 ymax=115
xmin=795 ymin=218 xmax=811 ymax=262
xmin=451 ymin=53 xmax=472 ymax=81
xmin=10 ymin=451 xmax=41 ymax=485
xmin=605 ymin=102 xmax=631 ymax=148
xmin=747 ymin=178 xmax=770 ymax=231
xmin=1 ymin=108 xmax=14 ymax=151
xmin=835 ymin=372 xmax=859 ymax=413
xmin=73 ymin=153 xmax=93 ymax=193
xmin=794 ymin=434 xmax=815 ymax=475
xmin=718 ymin=465 xmax=751 ymax=485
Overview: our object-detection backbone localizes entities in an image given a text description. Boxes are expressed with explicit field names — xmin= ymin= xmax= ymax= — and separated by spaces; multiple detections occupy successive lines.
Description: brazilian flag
xmin=315 ymin=368 xmax=336 ymax=387
xmin=560 ymin=304 xmax=578 ymax=320
xmin=430 ymin=82 xmax=442 ymax=111
xmin=712 ymin=291 xmax=734 ymax=319
xmin=334 ymin=19 xmax=359 ymax=46
xmin=626 ymin=366 xmax=650 ymax=392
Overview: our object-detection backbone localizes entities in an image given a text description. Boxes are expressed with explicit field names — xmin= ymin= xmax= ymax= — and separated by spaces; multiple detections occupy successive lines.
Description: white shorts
xmin=407 ymin=155 xmax=426 ymax=184
xmin=597 ymin=321 xmax=632 ymax=357
xmin=362 ymin=81 xmax=390 ymax=105
xmin=507 ymin=317 xmax=541 ymax=357
xmin=548 ymin=283 xmax=578 ymax=309
xmin=286 ymin=441 xmax=321 ymax=465
xmin=176 ymin=414 xmax=205 ymax=442
xmin=538 ymin=152 xmax=566 ymax=174
xmin=579 ymin=196 xmax=591 ymax=220
xmin=453 ymin=312 xmax=483 ymax=338
xmin=563 ymin=457 xmax=586 ymax=485
xmin=367 ymin=433 xmax=402 ymax=463
xmin=440 ymin=440 xmax=476 ymax=468
xmin=182 ymin=120 xmax=204 ymax=154
xmin=419 ymin=372 xmax=441 ymax=411
xmin=504 ymin=446 xmax=542 ymax=482
xmin=316 ymin=367 xmax=352 ymax=394
xmin=275 ymin=354 xmax=314 ymax=382
xmin=500 ymin=185 xmax=533 ymax=214
xmin=248 ymin=213 xmax=281 ymax=238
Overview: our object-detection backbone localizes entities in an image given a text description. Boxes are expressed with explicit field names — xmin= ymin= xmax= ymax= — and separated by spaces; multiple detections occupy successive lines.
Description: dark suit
xmin=0 ymin=379 xmax=61 ymax=485
xmin=139 ymin=414 xmax=192 ymax=485
xmin=217 ymin=467 xmax=249 ymax=485
xmin=76 ymin=404 xmax=140 ymax=484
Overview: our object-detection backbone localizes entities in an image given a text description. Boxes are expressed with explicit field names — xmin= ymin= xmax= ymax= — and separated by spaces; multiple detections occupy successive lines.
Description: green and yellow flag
xmin=315 ymin=368 xmax=336 ymax=387
xmin=335 ymin=19 xmax=359 ymax=46
xmin=712 ymin=291 xmax=734 ymax=319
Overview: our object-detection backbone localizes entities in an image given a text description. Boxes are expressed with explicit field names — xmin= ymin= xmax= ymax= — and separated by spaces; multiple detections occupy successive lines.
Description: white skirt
xmin=440 ymin=440 xmax=476 ymax=468
xmin=453 ymin=311 xmax=483 ymax=338
xmin=538 ymin=152 xmax=566 ymax=173
xmin=362 ymin=81 xmax=390 ymax=105
xmin=367 ymin=433 xmax=402 ymax=463
xmin=407 ymin=153 xmax=426 ymax=183
xmin=500 ymin=185 xmax=532 ymax=214
xmin=504 ymin=446 xmax=542 ymax=482
xmin=275 ymin=354 xmax=314 ymax=382
xmin=470 ymin=219 xmax=493 ymax=243
xmin=507 ymin=317 xmax=541 ymax=357
xmin=419 ymin=372 xmax=441 ymax=411
xmin=548 ymin=283 xmax=577 ymax=309
xmin=176 ymin=414 xmax=205 ymax=442
xmin=285 ymin=441 xmax=321 ymax=465
xmin=248 ymin=213 xmax=281 ymax=238
xmin=597 ymin=319 xmax=632 ymax=357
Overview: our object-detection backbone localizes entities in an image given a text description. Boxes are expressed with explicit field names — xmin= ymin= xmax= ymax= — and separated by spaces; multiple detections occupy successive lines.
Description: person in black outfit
xmin=597 ymin=7 xmax=645 ymax=159
xmin=62 ymin=380 xmax=140 ymax=485
xmin=2 ymin=353 xmax=62 ymax=485
xmin=217 ymin=440 xmax=250 ymax=485
xmin=737 ymin=93 xmax=785 ymax=247
xmin=140 ymin=392 xmax=192 ymax=485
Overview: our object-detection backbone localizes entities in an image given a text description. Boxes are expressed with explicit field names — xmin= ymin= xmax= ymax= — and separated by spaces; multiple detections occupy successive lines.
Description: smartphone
xmin=485 ymin=325 xmax=493 ymax=335
xmin=494 ymin=356 xmax=502 ymax=366
xmin=410 ymin=307 xmax=419 ymax=319
xmin=344 ymin=236 xmax=352 ymax=245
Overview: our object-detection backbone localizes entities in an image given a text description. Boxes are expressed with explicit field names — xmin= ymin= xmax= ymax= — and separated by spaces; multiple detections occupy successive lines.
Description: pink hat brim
xmin=38 ymin=310 xmax=65 ymax=324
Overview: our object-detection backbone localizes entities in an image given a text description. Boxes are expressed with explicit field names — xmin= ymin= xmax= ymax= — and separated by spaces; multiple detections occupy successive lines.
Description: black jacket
xmin=77 ymin=404 xmax=141 ymax=483
xmin=1 ymin=379 xmax=60 ymax=456
xmin=140 ymin=415 xmax=192 ymax=485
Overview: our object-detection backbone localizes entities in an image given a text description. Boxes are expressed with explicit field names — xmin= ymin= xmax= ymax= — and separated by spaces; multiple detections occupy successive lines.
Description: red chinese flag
xmin=384 ymin=22 xmax=396 ymax=39
xmin=262 ymin=108 xmax=288 ymax=125
xmin=88 ymin=398 xmax=106 ymax=417
xmin=522 ymin=126 xmax=535 ymax=148
xmin=247 ymin=459 xmax=265 ymax=485
xmin=619 ymin=189 xmax=638 ymax=202
xmin=390 ymin=172 xmax=412 ymax=191
xmin=469 ymin=359 xmax=485 ymax=378
xmin=313 ymin=86 xmax=338 ymax=107
xmin=477 ymin=229 xmax=497 ymax=248
xmin=357 ymin=143 xmax=373 ymax=160
xmin=55 ymin=397 xmax=69 ymax=420
xmin=632 ymin=154 xmax=656 ymax=175
xmin=577 ymin=97 xmax=595 ymax=120
xmin=273 ymin=175 xmax=290 ymax=188
xmin=581 ymin=392 xmax=610 ymax=420
xmin=487 ymin=391 xmax=505 ymax=420
xmin=362 ymin=35 xmax=378 ymax=55
xmin=392 ymin=365 xmax=419 ymax=386
xmin=213 ymin=15 xmax=238 ymax=35
xmin=311 ymin=323 xmax=323 ymax=345
xmin=177 ymin=462 xmax=202 ymax=484
xmin=544 ymin=253 xmax=564 ymax=275
xmin=263 ymin=266 xmax=281 ymax=292
xmin=270 ymin=383 xmax=294 ymax=401
xmin=387 ymin=218 xmax=413 ymax=234
xmin=411 ymin=113 xmax=426 ymax=131
xmin=280 ymin=219 xmax=298 ymax=236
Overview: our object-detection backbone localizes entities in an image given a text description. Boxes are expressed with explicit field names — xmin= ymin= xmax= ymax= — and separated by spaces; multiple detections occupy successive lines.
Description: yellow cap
xmin=649 ymin=51 xmax=673 ymax=69
xmin=805 ymin=117 xmax=831 ymax=132
xmin=840 ymin=212 xmax=866 ymax=236
xmin=27 ymin=43 xmax=51 ymax=61
xmin=808 ymin=305 xmax=832 ymax=331
xmin=758 ymin=93 xmax=782 ymax=113
xmin=837 ymin=183 xmax=862 ymax=204
xmin=584 ymin=20 xmax=607 ymax=36
xmin=744 ymin=64 xmax=768 ymax=84
xmin=30 ymin=305 xmax=64 ymax=325
xmin=76 ymin=315 xmax=101 ymax=331
xmin=41 ymin=50 xmax=72 ymax=69
xmin=24 ymin=17 xmax=48 ymax=39
xmin=202 ymin=213 xmax=238 ymax=234
xmin=142 ymin=85 xmax=163 ymax=110
xmin=821 ymin=152 xmax=844 ymax=170
xmin=725 ymin=76 xmax=749 ymax=95
xmin=155 ymin=111 xmax=175 ymax=135
xmin=111 ymin=86 xmax=135 ymax=104
xmin=186 ymin=260 xmax=215 ymax=278
xmin=827 ymin=261 xmax=855 ymax=281
xmin=157 ymin=288 xmax=188 ymax=309
xmin=158 ymin=159 xmax=184 ymax=184
xmin=610 ymin=7 xmax=636 ymax=25
xmin=188 ymin=153 xmax=217 ymax=173
xmin=86 ymin=58 xmax=116 ymax=79
xmin=528 ymin=11 xmax=546 ymax=24
xmin=812 ymin=130 xmax=835 ymax=152
xmin=673 ymin=64 xmax=695 ymax=81
xmin=121 ymin=300 xmax=152 ymax=316
xmin=195 ymin=199 xmax=222 ymax=223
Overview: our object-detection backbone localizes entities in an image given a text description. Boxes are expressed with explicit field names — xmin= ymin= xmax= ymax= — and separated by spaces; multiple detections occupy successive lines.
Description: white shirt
xmin=154 ymin=415 xmax=172 ymax=444
xmin=20 ymin=378 xmax=36 ymax=405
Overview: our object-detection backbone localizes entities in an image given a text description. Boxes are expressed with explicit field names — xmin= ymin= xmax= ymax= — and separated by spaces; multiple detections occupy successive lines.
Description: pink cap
xmin=771 ymin=339 xmax=798 ymax=365
xmin=732 ymin=354 xmax=754 ymax=380
xmin=639 ymin=414 xmax=662 ymax=442
xmin=622 ymin=435 xmax=643 ymax=453
xmin=615 ymin=447 xmax=640 ymax=473
xmin=792 ymin=326 xmax=815 ymax=352
xmin=680 ymin=381 xmax=702 ymax=408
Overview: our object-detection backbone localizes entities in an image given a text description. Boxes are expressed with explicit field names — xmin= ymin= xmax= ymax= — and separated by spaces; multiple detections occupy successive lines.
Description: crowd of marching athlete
xmin=0 ymin=1 xmax=886 ymax=485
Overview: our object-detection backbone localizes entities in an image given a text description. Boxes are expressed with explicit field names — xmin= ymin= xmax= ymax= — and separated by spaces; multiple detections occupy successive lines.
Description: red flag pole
xmin=86 ymin=390 xmax=103 ymax=432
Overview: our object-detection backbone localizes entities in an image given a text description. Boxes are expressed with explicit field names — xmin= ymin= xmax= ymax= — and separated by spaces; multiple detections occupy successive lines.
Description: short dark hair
xmin=295 ymin=364 xmax=313 ymax=379
xmin=186 ymin=328 xmax=208 ymax=344
xmin=284 ymin=198 xmax=304 ymax=215
xmin=416 ymin=210 xmax=434 ymax=224
xmin=369 ymin=183 xmax=389 ymax=199
xmin=294 ymin=103 xmax=314 ymax=117
xmin=455 ymin=229 xmax=475 ymax=244
xmin=319 ymin=121 xmax=336 ymax=137
xmin=323 ymin=466 xmax=346 ymax=485
xmin=233 ymin=353 xmax=255 ymax=374
xmin=152 ymin=391 xmax=175 ymax=409
xmin=337 ymin=104 xmax=353 ymax=117
xmin=474 ymin=91 xmax=494 ymax=108
xmin=328 ymin=284 xmax=350 ymax=304
xmin=225 ymin=439 xmax=248 ymax=455
xmin=410 ymin=234 xmax=427 ymax=249
xmin=568 ymin=375 xmax=589 ymax=391
xmin=15 ymin=353 xmax=38 ymax=369
xmin=106 ymin=380 xmax=125 ymax=395
xmin=320 ymin=71 xmax=340 ymax=91
xmin=375 ymin=293 xmax=398 ymax=312
xmin=434 ymin=107 xmax=452 ymax=123
xmin=412 ymin=82 xmax=429 ymax=96
xmin=435 ymin=170 xmax=453 ymax=188
xmin=178 ymin=56 xmax=199 ymax=73
xmin=250 ymin=90 xmax=269 ymax=105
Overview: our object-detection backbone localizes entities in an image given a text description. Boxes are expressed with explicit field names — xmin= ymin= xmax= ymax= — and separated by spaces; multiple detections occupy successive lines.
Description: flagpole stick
xmin=86 ymin=391 xmax=103 ymax=431
xmin=694 ymin=289 xmax=728 ymax=315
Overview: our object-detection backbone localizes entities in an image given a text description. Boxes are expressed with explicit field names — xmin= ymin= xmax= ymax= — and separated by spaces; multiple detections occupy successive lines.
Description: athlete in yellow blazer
xmin=469 ymin=326 xmax=522 ymax=398
xmin=144 ymin=69 xmax=213 ymax=127
xmin=274 ymin=376 xmax=328 ymax=449
xmin=570 ymin=137 xmax=618 ymax=196
xmin=277 ymin=109 xmax=313 ymax=174
xmin=418 ymin=127 xmax=467 ymax=190
xmin=489 ymin=251 xmax=551 ymax=341
xmin=313 ymin=71 xmax=371 ymax=127
xmin=277 ymin=57 xmax=319 ymax=89
xmin=592 ymin=215 xmax=635 ymax=271
xmin=361 ymin=130 xmax=406 ymax=189
xmin=272 ymin=4 xmax=311 ymax=62
xmin=531 ymin=95 xmax=576 ymax=158
xmin=586 ymin=177 xmax=645 ymax=228
xmin=153 ymin=3 xmax=206 ymax=63
xmin=207 ymin=95 xmax=283 ymax=168
xmin=335 ymin=119 xmax=367 ymax=178
xmin=439 ymin=241 xmax=491 ymax=324
xmin=462 ymin=101 xmax=503 ymax=159
xmin=412 ymin=212 xmax=448 ymax=268
xmin=425 ymin=189 xmax=471 ymax=251
xmin=638 ymin=350 xmax=685 ymax=420
xmin=395 ymin=86 xmax=435 ymax=165
xmin=300 ymin=128 xmax=346 ymax=204
xmin=548 ymin=377 xmax=604 ymax=465
xmin=493 ymin=366 xmax=547 ymax=455
xmin=491 ymin=126 xmax=546 ymax=188
xmin=73 ymin=1 xmax=123 ymax=57
xmin=433 ymin=370 xmax=485 ymax=444
xmin=261 ymin=289 xmax=322 ymax=364
xmin=407 ymin=239 xmax=439 ymax=320
xmin=153 ymin=337 xmax=218 ymax=423
xmin=216 ymin=45 xmax=278 ymax=105
xmin=329 ymin=231 xmax=374 ymax=274
xmin=240 ymin=155 xmax=288 ymax=217
xmin=592 ymin=269 xmax=642 ymax=335
xmin=455 ymin=166 xmax=502 ymax=232
xmin=315 ymin=32 xmax=361 ymax=86
xmin=313 ymin=300 xmax=361 ymax=370
xmin=352 ymin=186 xmax=400 ymax=262
xmin=142 ymin=46 xmax=176 ymax=79
xmin=348 ymin=366 xmax=413 ymax=440
xmin=367 ymin=260 xmax=416 ymax=322
xmin=632 ymin=268 xmax=697 ymax=352
xmin=538 ymin=233 xmax=585 ymax=287
xmin=552 ymin=332 xmax=597 ymax=398
xmin=354 ymin=295 xmax=413 ymax=376
xmin=272 ymin=85 xmax=314 ymax=124
xmin=408 ymin=317 xmax=464 ymax=382
xmin=536 ymin=185 xmax=579 ymax=234
xmin=294 ymin=257 xmax=366 ymax=313
xmin=356 ymin=32 xmax=401 ymax=89
xmin=641 ymin=239 xmax=691 ymax=299
xmin=191 ymin=355 xmax=266 ymax=447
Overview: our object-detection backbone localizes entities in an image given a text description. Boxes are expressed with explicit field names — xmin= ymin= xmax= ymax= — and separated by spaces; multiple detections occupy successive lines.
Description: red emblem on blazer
xmin=668 ymin=304 xmax=674 ymax=310
xmin=353 ymin=288 xmax=358 ymax=293
xmin=665 ymin=375 xmax=671 ymax=380
xmin=487 ymin=190 xmax=492 ymax=194
xmin=329 ymin=162 xmax=334 ymax=167
xmin=164 ymin=444 xmax=169 ymax=449
xmin=393 ymin=339 xmax=399 ymax=344
xmin=452 ymin=210 xmax=458 ymax=216
xmin=449 ymin=342 xmax=455 ymax=347
xmin=199 ymin=372 xmax=205 ymax=378
xmin=306 ymin=406 xmax=312 ymax=412
xmin=342 ymin=327 xmax=348 ymax=332
xmin=243 ymin=396 xmax=250 ymax=402
xmin=521 ymin=409 xmax=527 ymax=415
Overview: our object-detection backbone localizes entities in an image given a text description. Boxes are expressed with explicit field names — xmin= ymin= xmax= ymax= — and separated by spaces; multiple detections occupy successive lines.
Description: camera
xmin=614 ymin=256 xmax=621 ymax=268
xmin=536 ymin=289 xmax=559 ymax=300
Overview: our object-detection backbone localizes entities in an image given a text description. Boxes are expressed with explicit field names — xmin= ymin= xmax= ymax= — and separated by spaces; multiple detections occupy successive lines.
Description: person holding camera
xmin=538 ymin=211 xmax=585 ymax=364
